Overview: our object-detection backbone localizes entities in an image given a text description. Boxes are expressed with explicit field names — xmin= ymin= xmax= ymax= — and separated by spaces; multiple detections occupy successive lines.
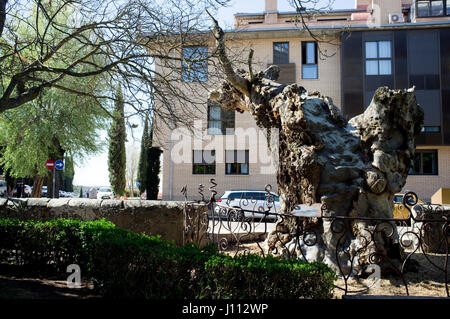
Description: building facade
xmin=155 ymin=0 xmax=450 ymax=202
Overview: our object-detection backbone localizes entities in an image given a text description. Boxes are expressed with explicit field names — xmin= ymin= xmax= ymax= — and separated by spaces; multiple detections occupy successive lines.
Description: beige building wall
xmin=156 ymin=34 xmax=341 ymax=201
xmin=402 ymin=146 xmax=450 ymax=203
xmin=231 ymin=38 xmax=341 ymax=102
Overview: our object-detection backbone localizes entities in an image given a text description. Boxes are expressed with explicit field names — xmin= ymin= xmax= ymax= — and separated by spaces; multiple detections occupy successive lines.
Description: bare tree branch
xmin=0 ymin=0 xmax=235 ymax=131
xmin=207 ymin=9 xmax=250 ymax=97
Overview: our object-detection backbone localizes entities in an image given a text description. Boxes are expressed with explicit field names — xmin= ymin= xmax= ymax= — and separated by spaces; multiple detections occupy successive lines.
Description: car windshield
xmin=226 ymin=192 xmax=243 ymax=200
xmin=99 ymin=188 xmax=111 ymax=192
xmin=224 ymin=191 xmax=279 ymax=202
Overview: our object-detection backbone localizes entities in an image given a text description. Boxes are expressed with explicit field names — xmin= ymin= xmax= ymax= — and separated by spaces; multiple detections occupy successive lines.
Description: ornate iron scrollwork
xmin=183 ymin=184 xmax=449 ymax=297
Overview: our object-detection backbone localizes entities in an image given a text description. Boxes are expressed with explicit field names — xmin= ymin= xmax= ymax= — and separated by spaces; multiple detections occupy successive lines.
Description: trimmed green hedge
xmin=0 ymin=218 xmax=335 ymax=299
xmin=203 ymin=254 xmax=335 ymax=299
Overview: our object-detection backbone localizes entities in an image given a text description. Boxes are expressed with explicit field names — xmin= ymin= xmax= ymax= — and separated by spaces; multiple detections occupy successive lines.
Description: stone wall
xmin=0 ymin=198 xmax=190 ymax=246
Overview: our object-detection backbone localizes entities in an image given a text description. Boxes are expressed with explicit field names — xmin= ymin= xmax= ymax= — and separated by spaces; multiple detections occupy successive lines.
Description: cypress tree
xmin=136 ymin=114 xmax=162 ymax=200
xmin=137 ymin=114 xmax=149 ymax=195
xmin=144 ymin=121 xmax=162 ymax=200
xmin=107 ymin=85 xmax=127 ymax=198
xmin=145 ymin=146 xmax=162 ymax=200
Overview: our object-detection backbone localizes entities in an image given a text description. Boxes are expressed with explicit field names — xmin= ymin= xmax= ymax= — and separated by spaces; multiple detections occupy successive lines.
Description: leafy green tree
xmin=0 ymin=0 xmax=111 ymax=197
xmin=107 ymin=85 xmax=126 ymax=198
xmin=0 ymin=83 xmax=109 ymax=197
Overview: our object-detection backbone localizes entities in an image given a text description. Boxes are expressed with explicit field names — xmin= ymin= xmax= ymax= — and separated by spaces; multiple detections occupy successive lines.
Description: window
xmin=182 ymin=46 xmax=208 ymax=82
xmin=409 ymin=150 xmax=438 ymax=175
xmin=448 ymin=1 xmax=450 ymax=14
xmin=393 ymin=195 xmax=403 ymax=203
xmin=227 ymin=192 xmax=244 ymax=200
xmin=193 ymin=150 xmax=215 ymax=175
xmin=365 ymin=41 xmax=392 ymax=75
xmin=207 ymin=101 xmax=235 ymax=135
xmin=244 ymin=192 xmax=266 ymax=200
xmin=225 ymin=150 xmax=249 ymax=175
xmin=416 ymin=0 xmax=446 ymax=17
xmin=302 ymin=42 xmax=318 ymax=79
xmin=273 ymin=42 xmax=289 ymax=64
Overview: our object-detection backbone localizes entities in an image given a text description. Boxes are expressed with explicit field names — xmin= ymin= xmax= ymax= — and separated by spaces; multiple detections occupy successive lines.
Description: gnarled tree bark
xmin=209 ymin=20 xmax=424 ymax=273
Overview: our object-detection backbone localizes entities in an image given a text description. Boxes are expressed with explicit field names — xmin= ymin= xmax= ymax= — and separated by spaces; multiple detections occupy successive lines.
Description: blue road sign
xmin=136 ymin=182 xmax=140 ymax=188
xmin=55 ymin=160 xmax=64 ymax=170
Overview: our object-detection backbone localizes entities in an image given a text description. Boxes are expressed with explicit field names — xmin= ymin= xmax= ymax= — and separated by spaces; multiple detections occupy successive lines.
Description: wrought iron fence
xmin=183 ymin=179 xmax=449 ymax=297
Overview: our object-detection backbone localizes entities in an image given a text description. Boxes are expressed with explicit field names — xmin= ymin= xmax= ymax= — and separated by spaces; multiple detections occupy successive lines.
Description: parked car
xmin=41 ymin=186 xmax=48 ymax=197
xmin=0 ymin=180 xmax=7 ymax=196
xmin=393 ymin=193 xmax=425 ymax=222
xmin=59 ymin=190 xmax=75 ymax=198
xmin=24 ymin=185 xmax=32 ymax=197
xmin=97 ymin=187 xmax=114 ymax=199
xmin=213 ymin=190 xmax=280 ymax=221
xmin=10 ymin=183 xmax=31 ymax=197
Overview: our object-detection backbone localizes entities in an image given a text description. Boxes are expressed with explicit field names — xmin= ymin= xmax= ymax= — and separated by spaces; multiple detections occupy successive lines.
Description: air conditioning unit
xmin=389 ymin=13 xmax=405 ymax=24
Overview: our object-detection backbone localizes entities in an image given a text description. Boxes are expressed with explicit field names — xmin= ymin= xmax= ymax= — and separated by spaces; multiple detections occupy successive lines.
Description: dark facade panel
xmin=414 ymin=90 xmax=442 ymax=126
xmin=408 ymin=29 xmax=443 ymax=145
xmin=342 ymin=76 xmax=363 ymax=91
xmin=343 ymin=92 xmax=364 ymax=119
xmin=341 ymin=32 xmax=363 ymax=60
xmin=395 ymin=31 xmax=409 ymax=89
xmin=410 ymin=74 xmax=440 ymax=90
xmin=341 ymin=32 xmax=364 ymax=117
xmin=365 ymin=90 xmax=376 ymax=109
xmin=408 ymin=30 xmax=440 ymax=75
xmin=441 ymin=29 xmax=450 ymax=145
xmin=267 ymin=63 xmax=296 ymax=84
xmin=341 ymin=28 xmax=447 ymax=145
xmin=363 ymin=31 xmax=393 ymax=42
xmin=365 ymin=76 xmax=394 ymax=91
xmin=342 ymin=60 xmax=364 ymax=78
xmin=415 ymin=133 xmax=442 ymax=145
xmin=442 ymin=90 xmax=450 ymax=144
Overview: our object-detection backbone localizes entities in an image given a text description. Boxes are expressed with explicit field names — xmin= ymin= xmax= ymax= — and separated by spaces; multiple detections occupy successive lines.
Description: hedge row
xmin=0 ymin=218 xmax=336 ymax=299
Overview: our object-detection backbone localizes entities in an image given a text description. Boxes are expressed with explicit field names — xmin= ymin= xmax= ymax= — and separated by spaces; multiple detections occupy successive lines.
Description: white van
xmin=0 ymin=180 xmax=7 ymax=196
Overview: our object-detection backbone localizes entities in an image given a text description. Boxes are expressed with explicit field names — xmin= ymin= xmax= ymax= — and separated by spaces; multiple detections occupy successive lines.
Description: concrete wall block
xmin=0 ymin=197 xmax=187 ymax=246
xmin=0 ymin=198 xmax=8 ymax=207
xmin=27 ymin=198 xmax=51 ymax=206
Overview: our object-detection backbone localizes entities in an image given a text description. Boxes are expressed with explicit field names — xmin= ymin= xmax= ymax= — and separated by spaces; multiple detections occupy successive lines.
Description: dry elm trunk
xmin=209 ymin=19 xmax=424 ymax=273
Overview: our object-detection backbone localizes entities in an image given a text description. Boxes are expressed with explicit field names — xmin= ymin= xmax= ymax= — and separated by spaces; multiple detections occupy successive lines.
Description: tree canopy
xmin=0 ymin=0 xmax=234 ymax=129
xmin=0 ymin=81 xmax=109 ymax=179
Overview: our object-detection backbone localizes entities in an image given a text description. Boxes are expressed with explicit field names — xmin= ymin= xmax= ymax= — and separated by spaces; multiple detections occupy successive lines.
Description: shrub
xmin=0 ymin=218 xmax=335 ymax=299
xmin=202 ymin=254 xmax=336 ymax=299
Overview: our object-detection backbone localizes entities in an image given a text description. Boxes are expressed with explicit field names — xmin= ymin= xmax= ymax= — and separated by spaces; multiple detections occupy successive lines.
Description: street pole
xmin=52 ymin=166 xmax=56 ymax=198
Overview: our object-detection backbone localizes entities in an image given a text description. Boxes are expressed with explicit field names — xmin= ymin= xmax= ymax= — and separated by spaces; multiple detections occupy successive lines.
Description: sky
xmin=72 ymin=0 xmax=356 ymax=187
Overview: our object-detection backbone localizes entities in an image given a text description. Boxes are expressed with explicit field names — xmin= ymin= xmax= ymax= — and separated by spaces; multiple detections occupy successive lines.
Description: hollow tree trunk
xmin=209 ymin=19 xmax=424 ymax=273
